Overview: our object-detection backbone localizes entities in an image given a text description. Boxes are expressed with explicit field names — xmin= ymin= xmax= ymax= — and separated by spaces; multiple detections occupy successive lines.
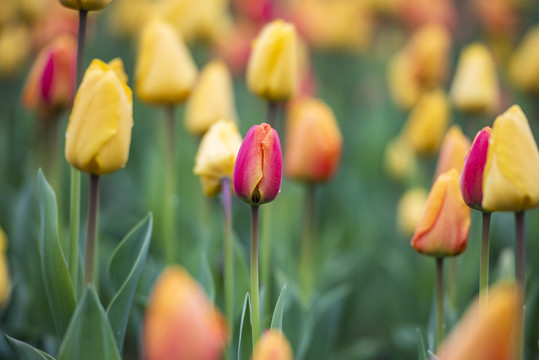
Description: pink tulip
xmin=233 ymin=123 xmax=282 ymax=206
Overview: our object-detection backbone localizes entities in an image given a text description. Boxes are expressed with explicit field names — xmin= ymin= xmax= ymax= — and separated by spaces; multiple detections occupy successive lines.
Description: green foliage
xmin=270 ymin=283 xmax=287 ymax=331
xmin=5 ymin=336 xmax=55 ymax=360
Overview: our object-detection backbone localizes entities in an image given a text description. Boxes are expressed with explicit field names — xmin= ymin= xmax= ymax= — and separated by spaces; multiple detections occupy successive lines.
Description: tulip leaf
xmin=270 ymin=283 xmax=287 ymax=331
xmin=416 ymin=328 xmax=428 ymax=360
xmin=37 ymin=170 xmax=76 ymax=338
xmin=427 ymin=350 xmax=440 ymax=359
xmin=58 ymin=287 xmax=120 ymax=360
xmin=5 ymin=335 xmax=56 ymax=360
xmin=237 ymin=293 xmax=252 ymax=360
xmin=198 ymin=252 xmax=215 ymax=303
xmin=106 ymin=213 xmax=153 ymax=350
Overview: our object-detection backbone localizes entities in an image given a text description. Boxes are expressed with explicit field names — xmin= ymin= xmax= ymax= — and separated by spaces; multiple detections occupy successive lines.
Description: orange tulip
xmin=252 ymin=330 xmax=293 ymax=360
xmin=433 ymin=125 xmax=471 ymax=180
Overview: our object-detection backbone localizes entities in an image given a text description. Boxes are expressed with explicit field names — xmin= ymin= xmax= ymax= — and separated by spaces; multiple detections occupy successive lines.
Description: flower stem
xmin=68 ymin=9 xmax=88 ymax=294
xmin=250 ymin=205 xmax=261 ymax=348
xmin=435 ymin=257 xmax=444 ymax=350
xmin=479 ymin=212 xmax=491 ymax=306
xmin=84 ymin=174 xmax=99 ymax=286
xmin=300 ymin=183 xmax=315 ymax=301
xmin=163 ymin=105 xmax=177 ymax=263
xmin=515 ymin=211 xmax=525 ymax=360
xmin=267 ymin=101 xmax=278 ymax=129
xmin=221 ymin=178 xmax=234 ymax=341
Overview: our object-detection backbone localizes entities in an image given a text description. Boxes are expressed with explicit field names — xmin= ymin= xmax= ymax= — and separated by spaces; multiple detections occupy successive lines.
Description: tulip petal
xmin=259 ymin=128 xmax=283 ymax=203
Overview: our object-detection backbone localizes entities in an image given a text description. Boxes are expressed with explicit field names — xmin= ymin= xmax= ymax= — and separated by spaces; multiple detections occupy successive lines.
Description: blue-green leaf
xmin=198 ymin=252 xmax=215 ymax=303
xmin=5 ymin=335 xmax=56 ymax=360
xmin=416 ymin=328 xmax=427 ymax=360
xmin=270 ymin=283 xmax=287 ymax=331
xmin=237 ymin=293 xmax=252 ymax=360
xmin=37 ymin=170 xmax=76 ymax=337
xmin=106 ymin=213 xmax=153 ymax=350
xmin=58 ymin=287 xmax=120 ymax=360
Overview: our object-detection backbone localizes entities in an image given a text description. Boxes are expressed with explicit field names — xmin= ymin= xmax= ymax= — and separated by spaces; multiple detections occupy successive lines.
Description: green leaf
xmin=5 ymin=335 xmax=56 ymax=360
xmin=37 ymin=170 xmax=76 ymax=337
xmin=237 ymin=293 xmax=252 ymax=360
xmin=198 ymin=252 xmax=215 ymax=303
xmin=106 ymin=213 xmax=153 ymax=350
xmin=416 ymin=328 xmax=427 ymax=360
xmin=270 ymin=283 xmax=287 ymax=331
xmin=58 ymin=287 xmax=120 ymax=360
xmin=427 ymin=350 xmax=440 ymax=359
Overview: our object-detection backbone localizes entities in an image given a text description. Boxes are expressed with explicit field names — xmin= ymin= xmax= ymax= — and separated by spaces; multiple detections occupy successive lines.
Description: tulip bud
xmin=59 ymin=0 xmax=111 ymax=11
xmin=387 ymin=49 xmax=421 ymax=110
xmin=384 ymin=136 xmax=418 ymax=181
xmin=185 ymin=60 xmax=238 ymax=136
xmin=397 ymin=187 xmax=428 ymax=237
xmin=22 ymin=34 xmax=77 ymax=119
xmin=0 ymin=227 xmax=10 ymax=306
xmin=135 ymin=18 xmax=198 ymax=105
xmin=144 ymin=266 xmax=227 ymax=360
xmin=436 ymin=282 xmax=520 ymax=360
xmin=233 ymin=123 xmax=283 ymax=206
xmin=252 ymin=330 xmax=293 ymax=360
xmin=285 ymin=96 xmax=342 ymax=183
xmin=194 ymin=120 xmax=243 ymax=197
xmin=404 ymin=88 xmax=450 ymax=155
xmin=450 ymin=43 xmax=500 ymax=115
xmin=65 ymin=58 xmax=133 ymax=175
xmin=411 ymin=169 xmax=470 ymax=257
xmin=433 ymin=125 xmax=471 ymax=180
xmin=482 ymin=105 xmax=539 ymax=212
xmin=0 ymin=24 xmax=31 ymax=78
xmin=246 ymin=19 xmax=298 ymax=101
xmin=459 ymin=127 xmax=492 ymax=211
xmin=508 ymin=25 xmax=539 ymax=94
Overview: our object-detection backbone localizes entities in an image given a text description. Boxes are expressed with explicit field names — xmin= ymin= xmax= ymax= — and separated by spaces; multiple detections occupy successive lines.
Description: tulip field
xmin=2 ymin=0 xmax=539 ymax=359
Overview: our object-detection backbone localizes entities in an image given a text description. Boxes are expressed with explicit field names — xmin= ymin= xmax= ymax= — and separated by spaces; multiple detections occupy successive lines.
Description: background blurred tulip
xmin=0 ymin=227 xmax=10 ymax=306
xmin=399 ymin=0 xmax=457 ymax=32
xmin=509 ymin=25 xmax=539 ymax=94
xmin=433 ymin=125 xmax=470 ymax=180
xmin=411 ymin=169 xmax=470 ymax=257
xmin=482 ymin=105 xmax=539 ymax=212
xmin=384 ymin=135 xmax=418 ymax=181
xmin=108 ymin=0 xmax=157 ymax=39
xmin=252 ymin=330 xmax=293 ymax=360
xmin=59 ymin=0 xmax=111 ymax=11
xmin=144 ymin=266 xmax=227 ymax=360
xmin=65 ymin=58 xmax=133 ymax=175
xmin=397 ymin=187 xmax=428 ymax=236
xmin=0 ymin=24 xmax=31 ymax=78
xmin=185 ymin=60 xmax=238 ymax=136
xmin=246 ymin=19 xmax=298 ymax=101
xmin=135 ymin=18 xmax=198 ymax=105
xmin=194 ymin=119 xmax=243 ymax=197
xmin=387 ymin=49 xmax=421 ymax=110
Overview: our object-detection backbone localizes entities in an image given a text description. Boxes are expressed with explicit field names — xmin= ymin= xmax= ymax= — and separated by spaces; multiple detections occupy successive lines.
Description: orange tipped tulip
xmin=144 ymin=266 xmax=227 ymax=360
xmin=433 ymin=125 xmax=471 ymax=180
xmin=252 ymin=330 xmax=293 ymax=360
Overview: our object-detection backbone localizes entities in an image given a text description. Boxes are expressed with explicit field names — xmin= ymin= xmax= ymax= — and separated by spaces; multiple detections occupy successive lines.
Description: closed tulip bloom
xmin=59 ymin=0 xmax=111 ymax=11
xmin=285 ymin=96 xmax=342 ymax=182
xmin=450 ymin=43 xmax=500 ymax=114
xmin=233 ymin=123 xmax=282 ymax=206
xmin=482 ymin=105 xmax=539 ymax=212
xmin=135 ymin=18 xmax=198 ymax=105
xmin=397 ymin=187 xmax=428 ymax=237
xmin=387 ymin=49 xmax=421 ymax=110
xmin=459 ymin=127 xmax=492 ymax=211
xmin=252 ymin=330 xmax=293 ymax=360
xmin=384 ymin=136 xmax=418 ymax=181
xmin=65 ymin=58 xmax=133 ymax=175
xmin=433 ymin=125 xmax=471 ymax=180
xmin=404 ymin=88 xmax=450 ymax=155
xmin=22 ymin=34 xmax=77 ymax=118
xmin=246 ymin=19 xmax=298 ymax=101
xmin=144 ymin=266 xmax=227 ymax=360
xmin=436 ymin=282 xmax=520 ymax=360
xmin=509 ymin=26 xmax=539 ymax=94
xmin=194 ymin=120 xmax=243 ymax=197
xmin=0 ymin=227 xmax=10 ymax=306
xmin=185 ymin=60 xmax=238 ymax=136
xmin=411 ymin=169 xmax=470 ymax=257
xmin=0 ymin=24 xmax=31 ymax=78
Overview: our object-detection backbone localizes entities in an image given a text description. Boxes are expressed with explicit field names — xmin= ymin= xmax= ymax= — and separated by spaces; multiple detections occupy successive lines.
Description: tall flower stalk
xmin=250 ymin=205 xmax=261 ymax=344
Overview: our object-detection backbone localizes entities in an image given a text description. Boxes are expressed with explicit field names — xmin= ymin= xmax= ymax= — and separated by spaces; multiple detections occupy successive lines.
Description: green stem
xmin=68 ymin=9 xmax=88 ymax=294
xmin=435 ymin=257 xmax=444 ymax=350
xmin=222 ymin=178 xmax=234 ymax=342
xmin=479 ymin=212 xmax=491 ymax=306
xmin=84 ymin=174 xmax=99 ymax=286
xmin=250 ymin=205 xmax=261 ymax=348
xmin=260 ymin=197 xmax=272 ymax=328
xmin=163 ymin=105 xmax=177 ymax=263
xmin=300 ymin=183 xmax=315 ymax=301
xmin=515 ymin=211 xmax=525 ymax=360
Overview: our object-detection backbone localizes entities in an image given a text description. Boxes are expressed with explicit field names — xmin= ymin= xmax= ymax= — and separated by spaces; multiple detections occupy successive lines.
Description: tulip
xmin=0 ymin=24 xmax=31 ymax=78
xmin=433 ymin=125 xmax=471 ymax=180
xmin=384 ymin=135 xmax=418 ymax=181
xmin=194 ymin=120 xmax=243 ymax=197
xmin=22 ymin=34 xmax=77 ymax=119
xmin=135 ymin=18 xmax=198 ymax=105
xmin=59 ymin=0 xmax=111 ymax=11
xmin=436 ymin=282 xmax=520 ymax=360
xmin=397 ymin=187 xmax=428 ymax=237
xmin=233 ymin=123 xmax=283 ymax=206
xmin=144 ymin=266 xmax=227 ymax=360
xmin=246 ymin=19 xmax=298 ymax=101
xmin=252 ymin=330 xmax=293 ymax=360
xmin=450 ymin=43 xmax=500 ymax=115
xmin=65 ymin=58 xmax=133 ymax=175
xmin=399 ymin=0 xmax=457 ymax=32
xmin=459 ymin=127 xmax=492 ymax=211
xmin=482 ymin=105 xmax=539 ymax=212
xmin=404 ymin=88 xmax=450 ymax=155
xmin=185 ymin=60 xmax=238 ymax=136
xmin=386 ymin=49 xmax=421 ymax=110
xmin=411 ymin=169 xmax=470 ymax=257
xmin=0 ymin=227 xmax=10 ymax=306
xmin=108 ymin=0 xmax=158 ymax=38
xmin=284 ymin=96 xmax=342 ymax=183
xmin=509 ymin=25 xmax=539 ymax=94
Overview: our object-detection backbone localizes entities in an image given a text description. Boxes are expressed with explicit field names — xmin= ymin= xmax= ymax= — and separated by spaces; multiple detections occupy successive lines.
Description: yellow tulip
xmin=59 ymin=0 xmax=111 ymax=11
xmin=508 ymin=25 xmax=539 ymax=94
xmin=185 ymin=60 xmax=237 ymax=136
xmin=0 ymin=227 xmax=10 ymax=306
xmin=252 ymin=330 xmax=293 ymax=360
xmin=193 ymin=120 xmax=243 ymax=197
xmin=433 ymin=125 xmax=471 ymax=180
xmin=404 ymin=88 xmax=450 ymax=155
xmin=65 ymin=58 xmax=133 ymax=175
xmin=135 ymin=18 xmax=198 ymax=105
xmin=384 ymin=136 xmax=418 ymax=181
xmin=450 ymin=43 xmax=500 ymax=115
xmin=482 ymin=105 xmax=539 ymax=212
xmin=0 ymin=24 xmax=31 ymax=78
xmin=397 ymin=187 xmax=428 ymax=237
xmin=387 ymin=49 xmax=421 ymax=110
xmin=246 ymin=19 xmax=298 ymax=101
xmin=108 ymin=0 xmax=158 ymax=38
